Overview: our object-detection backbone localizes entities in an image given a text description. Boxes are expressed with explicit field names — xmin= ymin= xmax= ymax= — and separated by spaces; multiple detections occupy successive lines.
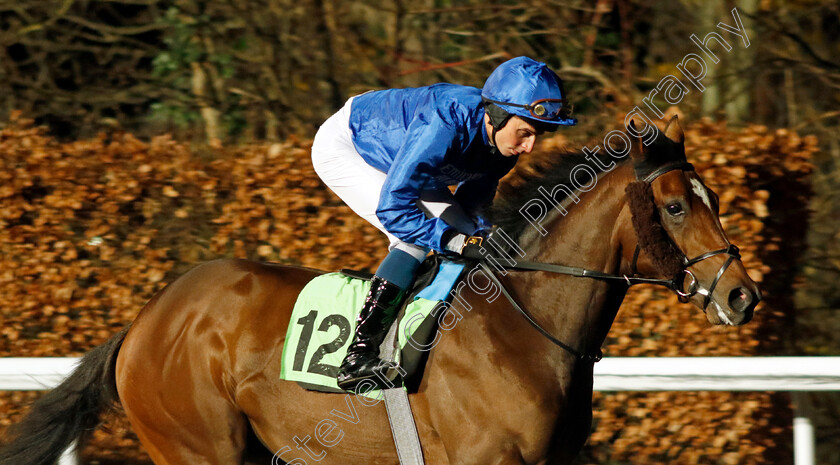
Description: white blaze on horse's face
xmin=687 ymin=174 xmax=727 ymax=241
xmin=682 ymin=173 xmax=754 ymax=326
xmin=690 ymin=178 xmax=713 ymax=211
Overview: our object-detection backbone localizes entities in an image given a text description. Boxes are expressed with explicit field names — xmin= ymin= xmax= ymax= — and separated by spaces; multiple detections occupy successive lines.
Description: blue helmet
xmin=481 ymin=57 xmax=577 ymax=128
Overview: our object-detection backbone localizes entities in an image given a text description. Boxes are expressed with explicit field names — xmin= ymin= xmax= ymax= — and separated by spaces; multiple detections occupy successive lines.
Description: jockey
xmin=310 ymin=56 xmax=576 ymax=391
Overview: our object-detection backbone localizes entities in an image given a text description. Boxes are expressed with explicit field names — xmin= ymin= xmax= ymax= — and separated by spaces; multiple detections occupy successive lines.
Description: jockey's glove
xmin=473 ymin=215 xmax=493 ymax=236
xmin=444 ymin=233 xmax=486 ymax=260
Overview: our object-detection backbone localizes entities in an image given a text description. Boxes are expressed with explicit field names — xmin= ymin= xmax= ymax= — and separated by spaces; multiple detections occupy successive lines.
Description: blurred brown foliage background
xmin=1 ymin=0 xmax=839 ymax=463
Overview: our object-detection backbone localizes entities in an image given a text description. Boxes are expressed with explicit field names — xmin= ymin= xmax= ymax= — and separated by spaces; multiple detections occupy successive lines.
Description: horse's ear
xmin=628 ymin=119 xmax=647 ymax=162
xmin=664 ymin=115 xmax=684 ymax=144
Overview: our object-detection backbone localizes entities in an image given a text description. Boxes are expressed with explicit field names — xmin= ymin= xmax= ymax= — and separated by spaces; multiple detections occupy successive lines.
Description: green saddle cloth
xmin=279 ymin=260 xmax=466 ymax=397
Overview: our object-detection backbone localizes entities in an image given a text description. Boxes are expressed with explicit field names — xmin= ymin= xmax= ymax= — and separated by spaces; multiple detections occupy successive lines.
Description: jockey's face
xmin=485 ymin=115 xmax=543 ymax=157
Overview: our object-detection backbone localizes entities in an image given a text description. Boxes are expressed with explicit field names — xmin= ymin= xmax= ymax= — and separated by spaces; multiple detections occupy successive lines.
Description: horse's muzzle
xmin=727 ymin=286 xmax=760 ymax=324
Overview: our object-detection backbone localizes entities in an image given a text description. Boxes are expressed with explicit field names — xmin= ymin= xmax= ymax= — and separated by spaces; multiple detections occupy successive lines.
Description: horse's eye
xmin=666 ymin=203 xmax=684 ymax=216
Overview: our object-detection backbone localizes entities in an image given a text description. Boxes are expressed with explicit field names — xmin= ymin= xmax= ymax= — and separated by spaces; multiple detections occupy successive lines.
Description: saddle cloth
xmin=279 ymin=256 xmax=466 ymax=397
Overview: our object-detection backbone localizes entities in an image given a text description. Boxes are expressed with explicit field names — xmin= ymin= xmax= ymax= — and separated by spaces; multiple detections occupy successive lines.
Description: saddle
xmin=279 ymin=254 xmax=468 ymax=396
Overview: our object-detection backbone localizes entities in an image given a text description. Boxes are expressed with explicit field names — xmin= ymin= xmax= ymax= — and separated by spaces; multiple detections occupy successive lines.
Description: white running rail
xmin=2 ymin=357 xmax=839 ymax=465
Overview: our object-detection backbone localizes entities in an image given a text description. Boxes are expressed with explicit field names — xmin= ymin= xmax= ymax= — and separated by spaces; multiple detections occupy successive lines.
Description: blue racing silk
xmin=349 ymin=83 xmax=518 ymax=252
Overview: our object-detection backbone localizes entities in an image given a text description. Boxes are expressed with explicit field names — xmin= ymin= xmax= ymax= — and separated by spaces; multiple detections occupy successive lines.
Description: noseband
xmin=479 ymin=161 xmax=744 ymax=362
xmin=649 ymin=243 xmax=741 ymax=309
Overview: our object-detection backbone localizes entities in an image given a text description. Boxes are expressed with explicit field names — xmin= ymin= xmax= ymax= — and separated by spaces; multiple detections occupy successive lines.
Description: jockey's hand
xmin=444 ymin=233 xmax=486 ymax=260
xmin=473 ymin=215 xmax=492 ymax=237
xmin=460 ymin=236 xmax=487 ymax=259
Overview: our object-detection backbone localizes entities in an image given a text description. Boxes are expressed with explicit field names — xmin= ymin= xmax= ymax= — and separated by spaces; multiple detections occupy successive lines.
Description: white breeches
xmin=311 ymin=97 xmax=475 ymax=260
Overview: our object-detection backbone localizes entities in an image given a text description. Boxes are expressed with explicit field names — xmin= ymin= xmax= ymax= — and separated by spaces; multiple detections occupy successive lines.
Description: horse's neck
xmin=500 ymin=164 xmax=632 ymax=373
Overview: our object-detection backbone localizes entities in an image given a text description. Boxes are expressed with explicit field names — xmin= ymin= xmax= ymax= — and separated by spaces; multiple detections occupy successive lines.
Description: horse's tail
xmin=0 ymin=326 xmax=128 ymax=465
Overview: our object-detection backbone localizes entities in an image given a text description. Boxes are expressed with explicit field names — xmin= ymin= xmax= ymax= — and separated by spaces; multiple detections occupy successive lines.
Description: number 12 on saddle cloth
xmin=279 ymin=261 xmax=466 ymax=397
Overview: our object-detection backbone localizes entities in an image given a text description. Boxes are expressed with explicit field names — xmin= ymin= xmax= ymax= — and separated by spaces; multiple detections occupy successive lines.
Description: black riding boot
xmin=336 ymin=276 xmax=406 ymax=391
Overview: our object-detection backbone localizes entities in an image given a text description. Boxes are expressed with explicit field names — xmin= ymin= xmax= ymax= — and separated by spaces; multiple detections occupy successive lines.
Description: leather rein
xmin=479 ymin=161 xmax=743 ymax=363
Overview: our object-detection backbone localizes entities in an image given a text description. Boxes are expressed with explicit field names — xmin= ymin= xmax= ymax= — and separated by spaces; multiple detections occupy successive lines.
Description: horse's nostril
xmin=728 ymin=287 xmax=754 ymax=313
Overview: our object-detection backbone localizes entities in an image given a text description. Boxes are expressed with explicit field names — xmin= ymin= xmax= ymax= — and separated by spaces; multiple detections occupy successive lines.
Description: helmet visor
xmin=484 ymin=98 xmax=573 ymax=122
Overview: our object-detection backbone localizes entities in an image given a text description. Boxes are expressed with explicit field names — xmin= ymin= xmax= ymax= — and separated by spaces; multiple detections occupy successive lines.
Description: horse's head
xmin=621 ymin=116 xmax=760 ymax=325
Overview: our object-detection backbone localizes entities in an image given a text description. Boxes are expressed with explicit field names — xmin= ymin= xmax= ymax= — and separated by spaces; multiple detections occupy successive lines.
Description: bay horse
xmin=0 ymin=117 xmax=759 ymax=465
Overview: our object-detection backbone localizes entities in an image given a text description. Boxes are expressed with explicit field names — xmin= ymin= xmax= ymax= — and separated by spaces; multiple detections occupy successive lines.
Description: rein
xmin=481 ymin=161 xmax=743 ymax=362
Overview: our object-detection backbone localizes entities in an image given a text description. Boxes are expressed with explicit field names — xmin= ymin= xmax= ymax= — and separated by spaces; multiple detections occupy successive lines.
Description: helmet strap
xmin=489 ymin=126 xmax=499 ymax=154
xmin=483 ymin=102 xmax=513 ymax=154
xmin=490 ymin=115 xmax=513 ymax=154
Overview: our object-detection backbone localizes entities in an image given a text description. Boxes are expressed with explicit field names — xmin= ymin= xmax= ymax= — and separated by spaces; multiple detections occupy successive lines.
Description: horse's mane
xmin=488 ymin=136 xmax=685 ymax=277
xmin=489 ymin=145 xmax=629 ymax=243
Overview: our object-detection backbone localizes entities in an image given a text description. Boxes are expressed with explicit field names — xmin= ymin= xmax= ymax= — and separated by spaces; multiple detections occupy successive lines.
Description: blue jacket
xmin=349 ymin=84 xmax=517 ymax=252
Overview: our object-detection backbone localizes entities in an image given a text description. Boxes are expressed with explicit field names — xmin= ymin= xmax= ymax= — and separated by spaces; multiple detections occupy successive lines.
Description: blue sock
xmin=375 ymin=249 xmax=424 ymax=289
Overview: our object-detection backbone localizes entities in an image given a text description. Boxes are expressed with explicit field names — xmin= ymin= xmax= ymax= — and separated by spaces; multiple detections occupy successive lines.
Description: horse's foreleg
xmin=550 ymin=369 xmax=595 ymax=464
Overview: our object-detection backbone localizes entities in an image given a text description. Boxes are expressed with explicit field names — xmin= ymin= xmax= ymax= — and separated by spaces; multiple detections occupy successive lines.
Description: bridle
xmin=628 ymin=162 xmax=742 ymax=310
xmin=477 ymin=161 xmax=743 ymax=362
